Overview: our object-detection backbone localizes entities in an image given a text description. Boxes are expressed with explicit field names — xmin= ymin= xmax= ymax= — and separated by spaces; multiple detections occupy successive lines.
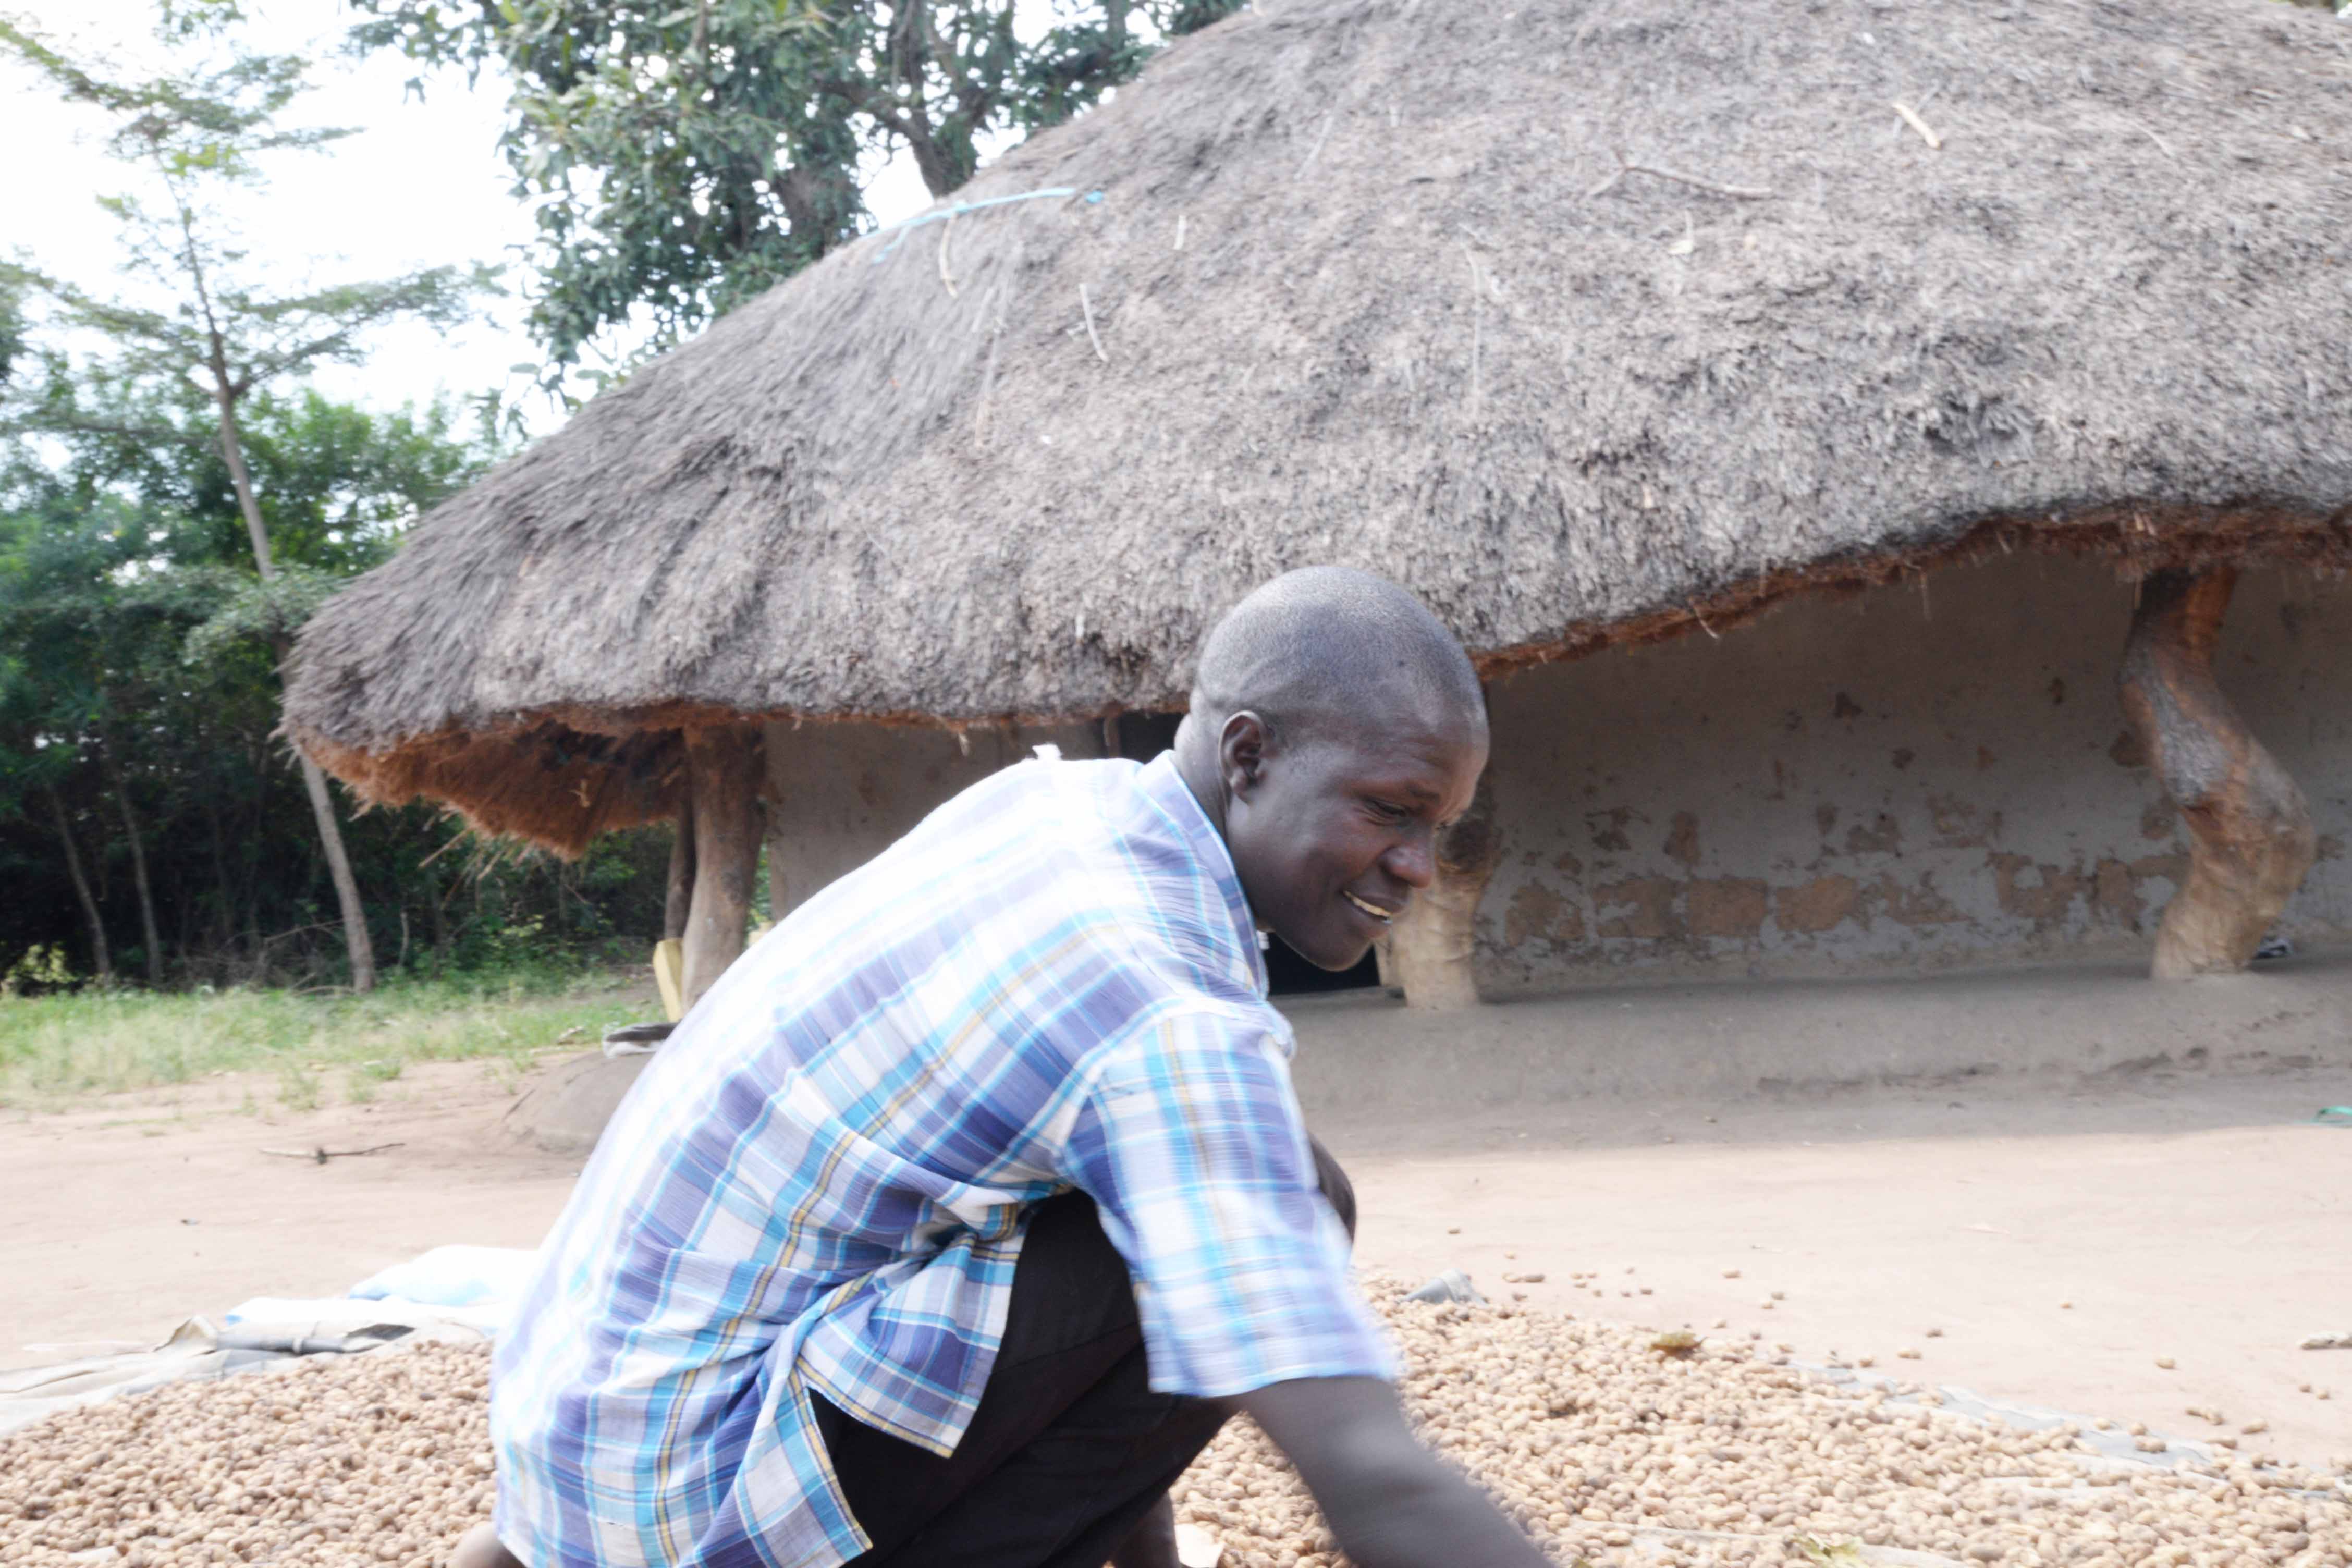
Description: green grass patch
xmin=0 ymin=969 xmax=656 ymax=1109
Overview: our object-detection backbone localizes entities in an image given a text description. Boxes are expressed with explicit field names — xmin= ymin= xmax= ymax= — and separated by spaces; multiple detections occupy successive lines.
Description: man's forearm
xmin=1238 ymin=1376 xmax=1547 ymax=1568
xmin=1308 ymin=1444 xmax=1547 ymax=1568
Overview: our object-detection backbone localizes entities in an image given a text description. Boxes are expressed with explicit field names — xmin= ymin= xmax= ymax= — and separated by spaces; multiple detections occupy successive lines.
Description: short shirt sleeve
xmin=1061 ymin=1008 xmax=1398 ymax=1398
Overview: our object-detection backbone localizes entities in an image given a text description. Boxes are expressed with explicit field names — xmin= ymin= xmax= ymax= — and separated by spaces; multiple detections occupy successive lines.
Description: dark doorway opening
xmin=1102 ymin=711 xmax=1381 ymax=999
xmin=1264 ymin=938 xmax=1382 ymax=997
xmin=1104 ymin=710 xmax=1183 ymax=764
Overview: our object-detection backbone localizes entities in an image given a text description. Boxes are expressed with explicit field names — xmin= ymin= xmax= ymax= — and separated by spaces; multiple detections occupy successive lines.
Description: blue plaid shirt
xmin=491 ymin=751 xmax=1394 ymax=1568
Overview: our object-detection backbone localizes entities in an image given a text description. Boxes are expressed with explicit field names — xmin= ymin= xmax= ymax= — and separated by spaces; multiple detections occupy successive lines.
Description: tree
xmin=0 ymin=488 xmax=218 ymax=984
xmin=0 ymin=386 xmax=518 ymax=987
xmin=347 ymin=1 xmax=1246 ymax=377
xmin=0 ymin=11 xmax=496 ymax=991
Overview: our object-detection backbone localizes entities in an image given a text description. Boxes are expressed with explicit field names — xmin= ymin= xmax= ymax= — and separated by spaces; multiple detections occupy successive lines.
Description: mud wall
xmin=761 ymin=717 xmax=1107 ymax=921
xmin=755 ymin=555 xmax=2347 ymax=992
xmin=1477 ymin=555 xmax=2350 ymax=992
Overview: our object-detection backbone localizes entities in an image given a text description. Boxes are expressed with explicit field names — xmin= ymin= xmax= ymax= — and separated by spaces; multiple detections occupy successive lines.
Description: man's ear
xmin=1220 ymin=711 xmax=1271 ymax=800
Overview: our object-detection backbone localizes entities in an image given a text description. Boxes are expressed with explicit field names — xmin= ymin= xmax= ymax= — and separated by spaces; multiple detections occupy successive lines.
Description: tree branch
xmin=2 ymin=411 xmax=209 ymax=447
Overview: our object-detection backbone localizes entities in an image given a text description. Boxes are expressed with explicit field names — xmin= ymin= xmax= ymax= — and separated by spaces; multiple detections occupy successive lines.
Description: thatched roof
xmin=287 ymin=0 xmax=2352 ymax=852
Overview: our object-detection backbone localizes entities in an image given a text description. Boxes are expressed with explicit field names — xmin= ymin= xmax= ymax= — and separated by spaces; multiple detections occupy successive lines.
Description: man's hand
xmin=1110 ymin=1492 xmax=1184 ymax=1568
xmin=1235 ymin=1376 xmax=1548 ymax=1568
xmin=451 ymin=1523 xmax=523 ymax=1568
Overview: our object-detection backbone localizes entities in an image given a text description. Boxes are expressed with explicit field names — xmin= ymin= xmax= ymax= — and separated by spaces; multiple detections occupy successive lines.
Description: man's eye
xmin=1366 ymin=799 xmax=1407 ymax=822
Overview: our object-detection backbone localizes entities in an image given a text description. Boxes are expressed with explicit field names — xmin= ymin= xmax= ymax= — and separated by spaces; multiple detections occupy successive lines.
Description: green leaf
xmin=339 ymin=1 xmax=1247 ymax=370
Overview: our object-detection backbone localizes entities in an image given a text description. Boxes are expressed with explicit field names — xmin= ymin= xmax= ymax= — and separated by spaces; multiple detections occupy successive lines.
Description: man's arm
xmin=1064 ymin=1025 xmax=1524 ymax=1565
xmin=1237 ymin=1376 xmax=1548 ymax=1568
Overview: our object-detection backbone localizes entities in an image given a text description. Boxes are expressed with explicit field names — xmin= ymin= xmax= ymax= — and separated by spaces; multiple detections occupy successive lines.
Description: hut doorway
xmin=1104 ymin=710 xmax=1183 ymax=764
xmin=1107 ymin=711 xmax=1382 ymax=999
xmin=1266 ymin=941 xmax=1382 ymax=997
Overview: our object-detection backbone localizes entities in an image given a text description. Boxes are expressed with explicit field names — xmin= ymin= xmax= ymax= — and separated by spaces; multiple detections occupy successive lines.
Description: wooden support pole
xmin=663 ymin=778 xmax=696 ymax=943
xmin=680 ymin=726 xmax=764 ymax=1008
xmin=1387 ymin=768 xmax=1500 ymax=1010
xmin=2116 ymin=568 xmax=2316 ymax=979
xmin=764 ymin=808 xmax=792 ymax=932
xmin=758 ymin=722 xmax=794 ymax=928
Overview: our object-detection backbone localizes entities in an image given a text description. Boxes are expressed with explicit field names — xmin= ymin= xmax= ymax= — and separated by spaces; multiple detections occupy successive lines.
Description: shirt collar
xmin=1135 ymin=750 xmax=1268 ymax=998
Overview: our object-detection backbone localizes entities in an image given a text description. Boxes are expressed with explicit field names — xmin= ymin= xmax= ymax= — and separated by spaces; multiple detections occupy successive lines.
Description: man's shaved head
xmin=1189 ymin=567 xmax=1484 ymax=746
xmin=1174 ymin=568 xmax=1489 ymax=972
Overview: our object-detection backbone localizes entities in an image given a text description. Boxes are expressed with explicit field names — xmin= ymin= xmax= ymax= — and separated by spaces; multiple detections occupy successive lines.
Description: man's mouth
xmin=1343 ymin=890 xmax=1398 ymax=925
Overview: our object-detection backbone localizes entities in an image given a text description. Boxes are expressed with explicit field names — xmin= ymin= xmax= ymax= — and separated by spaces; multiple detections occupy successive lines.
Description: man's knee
xmin=1308 ymin=1136 xmax=1355 ymax=1242
xmin=451 ymin=1523 xmax=523 ymax=1568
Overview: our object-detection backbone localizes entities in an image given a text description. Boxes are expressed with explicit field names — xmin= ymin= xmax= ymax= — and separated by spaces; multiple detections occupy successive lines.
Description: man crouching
xmin=457 ymin=568 xmax=1546 ymax=1568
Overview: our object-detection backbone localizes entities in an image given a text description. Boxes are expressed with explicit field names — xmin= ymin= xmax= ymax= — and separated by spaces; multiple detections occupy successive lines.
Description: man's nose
xmin=1383 ymin=830 xmax=1437 ymax=890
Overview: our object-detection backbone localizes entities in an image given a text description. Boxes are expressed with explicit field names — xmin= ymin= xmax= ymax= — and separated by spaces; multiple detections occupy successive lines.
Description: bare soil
xmin=3 ymin=1044 xmax=2345 ymax=1472
xmin=0 ymin=1057 xmax=579 ymax=1365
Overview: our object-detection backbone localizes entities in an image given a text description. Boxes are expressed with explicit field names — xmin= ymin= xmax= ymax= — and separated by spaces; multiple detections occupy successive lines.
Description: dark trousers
xmin=816 ymin=1145 xmax=1356 ymax=1568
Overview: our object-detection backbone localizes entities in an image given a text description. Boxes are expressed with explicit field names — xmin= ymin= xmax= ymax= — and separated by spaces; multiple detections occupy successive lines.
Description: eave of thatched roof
xmin=287 ymin=0 xmax=2352 ymax=852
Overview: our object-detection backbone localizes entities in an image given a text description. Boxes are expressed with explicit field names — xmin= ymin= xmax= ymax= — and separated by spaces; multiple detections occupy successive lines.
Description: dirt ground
xmin=3 ymin=1045 xmax=2346 ymax=1473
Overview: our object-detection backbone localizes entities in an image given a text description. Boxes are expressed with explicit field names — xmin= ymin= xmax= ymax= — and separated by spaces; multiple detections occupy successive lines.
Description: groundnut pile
xmin=3 ymin=1343 xmax=493 ymax=1568
xmin=5 ymin=1288 xmax=2348 ymax=1568
xmin=1177 ymin=1284 xmax=2352 ymax=1568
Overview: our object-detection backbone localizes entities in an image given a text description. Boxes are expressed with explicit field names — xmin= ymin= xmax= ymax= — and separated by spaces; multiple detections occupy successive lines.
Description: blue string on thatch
xmin=871 ymin=188 xmax=1104 ymax=264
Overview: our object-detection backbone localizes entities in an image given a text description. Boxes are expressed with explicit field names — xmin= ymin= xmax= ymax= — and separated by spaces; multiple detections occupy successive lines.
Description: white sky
xmin=0 ymin=0 xmax=946 ymax=437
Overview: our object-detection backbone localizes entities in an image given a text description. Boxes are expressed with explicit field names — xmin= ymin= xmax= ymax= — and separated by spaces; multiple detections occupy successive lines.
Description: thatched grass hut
xmin=287 ymin=0 xmax=2352 ymax=1007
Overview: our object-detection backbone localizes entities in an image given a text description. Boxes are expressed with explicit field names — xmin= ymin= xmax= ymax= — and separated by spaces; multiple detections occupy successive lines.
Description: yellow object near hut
xmin=652 ymin=939 xmax=686 ymax=1023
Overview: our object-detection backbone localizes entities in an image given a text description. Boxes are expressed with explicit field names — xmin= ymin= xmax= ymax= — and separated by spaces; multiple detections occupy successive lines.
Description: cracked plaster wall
xmin=752 ymin=555 xmax=2346 ymax=997
xmin=762 ymin=717 xmax=1107 ymax=922
xmin=1478 ymin=553 xmax=2350 ymax=994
